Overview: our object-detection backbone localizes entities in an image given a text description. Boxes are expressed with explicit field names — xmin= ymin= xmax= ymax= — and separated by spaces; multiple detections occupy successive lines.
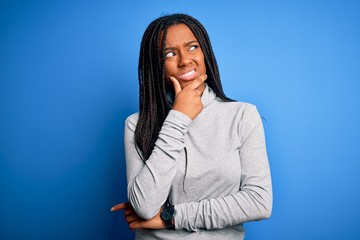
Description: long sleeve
xmin=173 ymin=105 xmax=272 ymax=231
xmin=125 ymin=110 xmax=192 ymax=220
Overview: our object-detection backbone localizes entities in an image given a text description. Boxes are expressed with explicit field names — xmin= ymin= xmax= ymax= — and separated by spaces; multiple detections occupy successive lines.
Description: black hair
xmin=135 ymin=13 xmax=232 ymax=161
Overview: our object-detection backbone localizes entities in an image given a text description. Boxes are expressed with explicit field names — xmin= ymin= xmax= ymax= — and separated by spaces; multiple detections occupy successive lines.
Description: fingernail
xmin=110 ymin=207 xmax=114 ymax=211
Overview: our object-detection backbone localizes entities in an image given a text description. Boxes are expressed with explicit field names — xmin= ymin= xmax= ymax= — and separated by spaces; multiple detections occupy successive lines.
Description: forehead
xmin=165 ymin=23 xmax=197 ymax=46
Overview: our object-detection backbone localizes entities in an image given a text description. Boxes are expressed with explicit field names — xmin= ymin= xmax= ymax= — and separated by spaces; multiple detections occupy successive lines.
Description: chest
xmin=170 ymin=109 xmax=242 ymax=203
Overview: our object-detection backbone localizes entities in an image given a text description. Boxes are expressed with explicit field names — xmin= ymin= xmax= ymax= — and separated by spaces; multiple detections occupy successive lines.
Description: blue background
xmin=1 ymin=0 xmax=360 ymax=239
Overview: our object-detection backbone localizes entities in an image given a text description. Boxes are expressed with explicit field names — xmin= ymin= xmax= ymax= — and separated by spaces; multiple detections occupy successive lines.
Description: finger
xmin=110 ymin=202 xmax=131 ymax=212
xmin=169 ymin=76 xmax=182 ymax=95
xmin=129 ymin=221 xmax=141 ymax=230
xmin=185 ymin=74 xmax=207 ymax=90
xmin=125 ymin=214 xmax=140 ymax=224
xmin=124 ymin=207 xmax=136 ymax=217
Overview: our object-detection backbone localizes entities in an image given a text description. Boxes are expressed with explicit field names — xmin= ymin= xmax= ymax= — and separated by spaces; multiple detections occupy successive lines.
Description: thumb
xmin=169 ymin=77 xmax=182 ymax=95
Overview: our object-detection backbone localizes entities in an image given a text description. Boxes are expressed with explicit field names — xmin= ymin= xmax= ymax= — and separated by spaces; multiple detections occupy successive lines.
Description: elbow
xmin=257 ymin=189 xmax=273 ymax=220
xmin=261 ymin=202 xmax=272 ymax=219
xmin=135 ymin=206 xmax=158 ymax=220
xmin=248 ymin=185 xmax=272 ymax=221
xmin=137 ymin=206 xmax=158 ymax=220
xmin=128 ymin=188 xmax=159 ymax=220
xmin=253 ymin=200 xmax=272 ymax=221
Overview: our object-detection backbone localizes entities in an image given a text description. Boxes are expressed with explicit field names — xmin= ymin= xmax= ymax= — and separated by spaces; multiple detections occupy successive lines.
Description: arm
xmin=126 ymin=75 xmax=206 ymax=220
xmin=125 ymin=110 xmax=191 ymax=220
xmin=174 ymin=105 xmax=272 ymax=231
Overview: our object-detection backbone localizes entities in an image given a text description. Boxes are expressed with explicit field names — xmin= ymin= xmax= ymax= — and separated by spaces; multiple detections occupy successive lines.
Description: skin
xmin=111 ymin=23 xmax=208 ymax=230
xmin=165 ymin=23 xmax=207 ymax=120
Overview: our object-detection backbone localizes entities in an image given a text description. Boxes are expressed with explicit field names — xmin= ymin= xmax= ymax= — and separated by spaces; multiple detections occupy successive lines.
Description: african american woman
xmin=111 ymin=13 xmax=272 ymax=240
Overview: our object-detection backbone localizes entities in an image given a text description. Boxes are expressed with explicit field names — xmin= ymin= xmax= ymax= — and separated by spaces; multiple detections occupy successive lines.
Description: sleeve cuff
xmin=166 ymin=110 xmax=192 ymax=127
xmin=173 ymin=204 xmax=182 ymax=230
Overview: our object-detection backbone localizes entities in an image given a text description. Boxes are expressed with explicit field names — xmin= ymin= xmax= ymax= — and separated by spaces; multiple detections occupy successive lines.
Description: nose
xmin=178 ymin=51 xmax=191 ymax=67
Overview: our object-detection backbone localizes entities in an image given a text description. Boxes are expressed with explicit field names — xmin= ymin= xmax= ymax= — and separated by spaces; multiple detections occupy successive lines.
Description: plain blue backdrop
xmin=1 ymin=0 xmax=360 ymax=239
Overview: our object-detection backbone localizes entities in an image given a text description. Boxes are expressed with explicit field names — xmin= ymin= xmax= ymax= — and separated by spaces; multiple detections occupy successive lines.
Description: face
xmin=164 ymin=24 xmax=206 ymax=90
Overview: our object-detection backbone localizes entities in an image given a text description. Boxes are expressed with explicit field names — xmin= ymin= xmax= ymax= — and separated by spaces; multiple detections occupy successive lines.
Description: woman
xmin=111 ymin=13 xmax=272 ymax=239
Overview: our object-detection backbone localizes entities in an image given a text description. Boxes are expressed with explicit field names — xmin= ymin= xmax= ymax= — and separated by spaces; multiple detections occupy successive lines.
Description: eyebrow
xmin=164 ymin=40 xmax=199 ymax=52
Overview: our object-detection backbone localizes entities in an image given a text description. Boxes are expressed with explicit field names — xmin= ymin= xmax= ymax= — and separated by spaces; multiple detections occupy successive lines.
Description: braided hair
xmin=135 ymin=13 xmax=232 ymax=161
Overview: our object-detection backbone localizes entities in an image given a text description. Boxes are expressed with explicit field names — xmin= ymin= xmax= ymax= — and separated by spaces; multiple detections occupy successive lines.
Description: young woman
xmin=111 ymin=13 xmax=272 ymax=240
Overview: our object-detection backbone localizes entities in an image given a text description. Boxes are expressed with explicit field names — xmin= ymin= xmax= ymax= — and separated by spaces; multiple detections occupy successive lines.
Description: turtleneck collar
xmin=201 ymin=84 xmax=216 ymax=108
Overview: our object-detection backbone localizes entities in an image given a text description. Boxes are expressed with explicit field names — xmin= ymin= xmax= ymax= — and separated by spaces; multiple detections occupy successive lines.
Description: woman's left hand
xmin=111 ymin=202 xmax=166 ymax=230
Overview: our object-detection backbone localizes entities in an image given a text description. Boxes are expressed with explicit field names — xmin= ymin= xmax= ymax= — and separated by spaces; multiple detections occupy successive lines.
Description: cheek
xmin=165 ymin=62 xmax=176 ymax=77
xmin=198 ymin=55 xmax=206 ymax=73
xmin=164 ymin=67 xmax=170 ymax=77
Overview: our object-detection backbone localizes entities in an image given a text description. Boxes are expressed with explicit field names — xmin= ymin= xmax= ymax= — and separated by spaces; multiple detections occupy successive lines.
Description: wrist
xmin=160 ymin=205 xmax=176 ymax=229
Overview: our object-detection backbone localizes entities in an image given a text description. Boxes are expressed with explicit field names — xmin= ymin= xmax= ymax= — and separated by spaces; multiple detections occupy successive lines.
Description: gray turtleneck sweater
xmin=124 ymin=85 xmax=272 ymax=240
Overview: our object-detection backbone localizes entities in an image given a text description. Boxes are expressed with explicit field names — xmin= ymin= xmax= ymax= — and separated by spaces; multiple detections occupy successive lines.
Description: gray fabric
xmin=124 ymin=85 xmax=272 ymax=240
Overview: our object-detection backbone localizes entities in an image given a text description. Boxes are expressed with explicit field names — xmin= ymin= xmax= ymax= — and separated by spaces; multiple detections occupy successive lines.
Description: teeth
xmin=181 ymin=70 xmax=195 ymax=77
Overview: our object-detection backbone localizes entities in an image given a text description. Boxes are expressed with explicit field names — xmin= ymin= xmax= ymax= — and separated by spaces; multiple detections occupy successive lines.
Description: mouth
xmin=178 ymin=69 xmax=197 ymax=81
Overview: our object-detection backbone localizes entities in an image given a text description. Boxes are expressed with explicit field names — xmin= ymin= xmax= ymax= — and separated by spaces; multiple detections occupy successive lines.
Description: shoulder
xmin=232 ymin=102 xmax=263 ymax=140
xmin=215 ymin=98 xmax=260 ymax=117
xmin=216 ymin=100 xmax=262 ymax=134
xmin=230 ymin=101 xmax=261 ymax=123
xmin=125 ymin=112 xmax=139 ymax=131
xmin=239 ymin=102 xmax=260 ymax=119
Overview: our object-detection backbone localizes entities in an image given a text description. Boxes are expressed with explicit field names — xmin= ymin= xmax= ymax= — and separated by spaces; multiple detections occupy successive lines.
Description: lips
xmin=178 ymin=69 xmax=197 ymax=81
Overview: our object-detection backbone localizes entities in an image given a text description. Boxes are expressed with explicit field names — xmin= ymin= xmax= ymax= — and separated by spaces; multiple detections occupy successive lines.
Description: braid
xmin=135 ymin=13 xmax=233 ymax=161
xmin=135 ymin=16 xmax=171 ymax=160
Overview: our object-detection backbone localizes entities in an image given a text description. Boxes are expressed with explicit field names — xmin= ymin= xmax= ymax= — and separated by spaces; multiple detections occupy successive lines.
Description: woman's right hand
xmin=111 ymin=202 xmax=166 ymax=231
xmin=169 ymin=74 xmax=207 ymax=120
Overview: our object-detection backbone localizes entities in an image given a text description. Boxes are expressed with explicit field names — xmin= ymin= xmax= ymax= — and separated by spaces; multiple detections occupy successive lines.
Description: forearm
xmin=174 ymin=178 xmax=272 ymax=231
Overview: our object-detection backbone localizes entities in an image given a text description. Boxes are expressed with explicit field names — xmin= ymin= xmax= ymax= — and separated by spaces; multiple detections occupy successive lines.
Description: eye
xmin=165 ymin=51 xmax=175 ymax=58
xmin=189 ymin=45 xmax=199 ymax=51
